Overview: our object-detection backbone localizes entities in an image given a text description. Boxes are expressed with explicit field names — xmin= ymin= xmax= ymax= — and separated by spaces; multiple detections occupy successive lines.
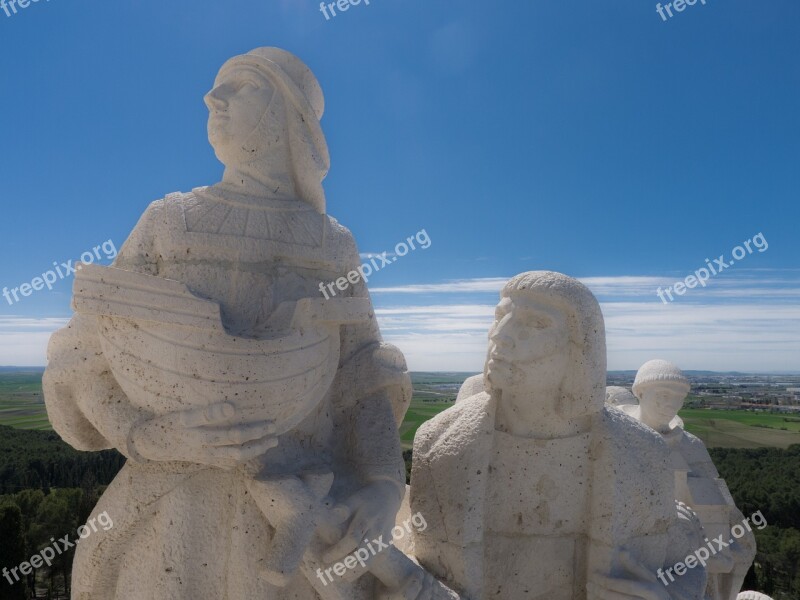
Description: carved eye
xmin=236 ymin=80 xmax=259 ymax=93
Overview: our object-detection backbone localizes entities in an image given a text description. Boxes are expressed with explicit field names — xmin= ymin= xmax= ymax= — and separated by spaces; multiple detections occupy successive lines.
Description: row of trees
xmin=0 ymin=425 xmax=122 ymax=598
xmin=0 ymin=484 xmax=103 ymax=599
xmin=0 ymin=425 xmax=124 ymax=494
xmin=709 ymin=446 xmax=800 ymax=598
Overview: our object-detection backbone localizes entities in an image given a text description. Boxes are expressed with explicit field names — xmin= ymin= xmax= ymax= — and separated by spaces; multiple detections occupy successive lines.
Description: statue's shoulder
xmin=323 ymin=214 xmax=361 ymax=262
xmin=456 ymin=373 xmax=485 ymax=403
xmin=676 ymin=428 xmax=718 ymax=474
xmin=324 ymin=214 xmax=354 ymax=242
xmin=414 ymin=392 xmax=494 ymax=458
xmin=137 ymin=191 xmax=188 ymax=226
xmin=596 ymin=405 xmax=669 ymax=456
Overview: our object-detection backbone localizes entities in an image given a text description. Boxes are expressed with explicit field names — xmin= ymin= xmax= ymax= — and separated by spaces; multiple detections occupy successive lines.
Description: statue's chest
xmin=152 ymin=194 xmax=351 ymax=334
xmin=486 ymin=431 xmax=591 ymax=536
xmin=155 ymin=193 xmax=344 ymax=271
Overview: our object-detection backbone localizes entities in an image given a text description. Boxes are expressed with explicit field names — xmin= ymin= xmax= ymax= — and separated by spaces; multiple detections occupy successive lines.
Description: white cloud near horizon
xmin=1 ymin=272 xmax=798 ymax=372
xmin=373 ymin=272 xmax=800 ymax=372
xmin=0 ymin=317 xmax=69 ymax=366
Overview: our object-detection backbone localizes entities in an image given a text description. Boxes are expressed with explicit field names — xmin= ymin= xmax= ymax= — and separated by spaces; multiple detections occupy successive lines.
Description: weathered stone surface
xmin=408 ymin=272 xmax=709 ymax=599
xmin=628 ymin=359 xmax=757 ymax=600
xmin=43 ymin=47 xmax=454 ymax=600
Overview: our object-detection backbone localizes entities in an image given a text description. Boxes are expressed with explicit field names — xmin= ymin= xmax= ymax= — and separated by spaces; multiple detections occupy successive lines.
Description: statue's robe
xmin=410 ymin=392 xmax=707 ymax=600
xmin=661 ymin=426 xmax=756 ymax=600
xmin=44 ymin=189 xmax=410 ymax=600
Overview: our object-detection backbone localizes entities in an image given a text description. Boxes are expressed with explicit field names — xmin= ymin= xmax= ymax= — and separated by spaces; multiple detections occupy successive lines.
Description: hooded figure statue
xmin=409 ymin=272 xmax=708 ymax=600
xmin=43 ymin=48 xmax=412 ymax=600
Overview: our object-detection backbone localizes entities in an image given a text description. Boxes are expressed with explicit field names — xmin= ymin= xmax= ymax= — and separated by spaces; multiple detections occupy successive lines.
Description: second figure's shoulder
xmin=414 ymin=392 xmax=495 ymax=456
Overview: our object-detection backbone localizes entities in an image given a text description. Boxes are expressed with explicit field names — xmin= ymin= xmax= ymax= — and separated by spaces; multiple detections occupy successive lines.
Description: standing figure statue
xmin=408 ymin=272 xmax=708 ymax=600
xmin=629 ymin=360 xmax=757 ymax=600
xmin=43 ymin=47 xmax=432 ymax=600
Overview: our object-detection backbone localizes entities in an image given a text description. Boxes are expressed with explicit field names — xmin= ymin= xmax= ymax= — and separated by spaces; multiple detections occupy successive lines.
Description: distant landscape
xmin=0 ymin=369 xmax=49 ymax=431
xmin=3 ymin=369 xmax=800 ymax=451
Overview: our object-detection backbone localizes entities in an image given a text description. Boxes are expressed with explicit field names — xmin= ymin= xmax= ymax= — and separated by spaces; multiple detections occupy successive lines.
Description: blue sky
xmin=0 ymin=0 xmax=798 ymax=372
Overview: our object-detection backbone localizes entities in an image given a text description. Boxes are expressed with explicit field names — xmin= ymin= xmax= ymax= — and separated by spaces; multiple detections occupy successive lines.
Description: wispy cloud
xmin=0 ymin=316 xmax=69 ymax=366
xmin=372 ymin=270 xmax=800 ymax=372
xmin=371 ymin=278 xmax=509 ymax=294
xmin=3 ymin=270 xmax=798 ymax=372
xmin=372 ymin=272 xmax=800 ymax=302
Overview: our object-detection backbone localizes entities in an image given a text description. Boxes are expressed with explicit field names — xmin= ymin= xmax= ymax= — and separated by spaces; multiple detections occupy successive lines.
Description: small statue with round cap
xmin=628 ymin=360 xmax=757 ymax=600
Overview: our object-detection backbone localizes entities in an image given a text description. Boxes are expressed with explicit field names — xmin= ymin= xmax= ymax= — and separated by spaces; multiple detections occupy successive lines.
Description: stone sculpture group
xmin=43 ymin=47 xmax=766 ymax=600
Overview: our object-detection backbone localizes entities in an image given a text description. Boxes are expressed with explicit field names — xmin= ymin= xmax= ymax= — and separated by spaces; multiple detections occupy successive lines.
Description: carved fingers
xmin=131 ymin=402 xmax=278 ymax=469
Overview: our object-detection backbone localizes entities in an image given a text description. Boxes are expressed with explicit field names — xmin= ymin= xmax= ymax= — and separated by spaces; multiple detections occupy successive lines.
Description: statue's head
xmin=632 ymin=359 xmax=690 ymax=429
xmin=205 ymin=47 xmax=330 ymax=212
xmin=485 ymin=271 xmax=606 ymax=420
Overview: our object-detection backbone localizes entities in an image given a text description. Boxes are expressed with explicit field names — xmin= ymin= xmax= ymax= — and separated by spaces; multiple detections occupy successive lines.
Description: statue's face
xmin=486 ymin=295 xmax=569 ymax=396
xmin=639 ymin=384 xmax=686 ymax=425
xmin=205 ymin=66 xmax=275 ymax=165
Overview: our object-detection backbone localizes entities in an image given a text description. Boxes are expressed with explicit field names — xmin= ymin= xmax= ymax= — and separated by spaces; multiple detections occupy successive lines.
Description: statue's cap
xmin=217 ymin=47 xmax=325 ymax=121
xmin=632 ymin=359 xmax=690 ymax=397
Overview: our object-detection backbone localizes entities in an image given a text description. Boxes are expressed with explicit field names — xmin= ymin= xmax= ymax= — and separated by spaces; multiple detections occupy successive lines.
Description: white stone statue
xmin=608 ymin=385 xmax=685 ymax=429
xmin=408 ymin=272 xmax=708 ymax=600
xmin=43 ymin=47 xmax=455 ymax=600
xmin=736 ymin=592 xmax=773 ymax=600
xmin=630 ymin=360 xmax=757 ymax=600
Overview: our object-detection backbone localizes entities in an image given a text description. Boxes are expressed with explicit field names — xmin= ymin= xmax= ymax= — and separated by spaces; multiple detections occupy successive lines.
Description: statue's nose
xmin=205 ymin=88 xmax=228 ymax=111
xmin=490 ymin=329 xmax=514 ymax=350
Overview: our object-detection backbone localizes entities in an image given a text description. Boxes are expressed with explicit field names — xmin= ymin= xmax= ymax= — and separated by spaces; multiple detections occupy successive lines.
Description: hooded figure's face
xmin=205 ymin=66 xmax=276 ymax=168
xmin=486 ymin=295 xmax=570 ymax=403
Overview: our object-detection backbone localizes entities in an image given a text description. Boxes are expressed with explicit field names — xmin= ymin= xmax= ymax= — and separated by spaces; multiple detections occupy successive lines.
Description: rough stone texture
xmin=409 ymin=272 xmax=708 ymax=599
xmin=629 ymin=360 xmax=757 ymax=600
xmin=43 ymin=47 xmax=457 ymax=600
xmin=737 ymin=593 xmax=774 ymax=600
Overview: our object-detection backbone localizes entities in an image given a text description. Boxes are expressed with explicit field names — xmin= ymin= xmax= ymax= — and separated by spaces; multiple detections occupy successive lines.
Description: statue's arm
xmin=43 ymin=200 xmax=164 ymax=458
xmin=334 ymin=318 xmax=410 ymax=496
xmin=331 ymin=229 xmax=411 ymax=496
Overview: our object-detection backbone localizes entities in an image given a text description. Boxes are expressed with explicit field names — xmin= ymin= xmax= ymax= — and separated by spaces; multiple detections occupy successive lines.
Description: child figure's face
xmin=639 ymin=384 xmax=687 ymax=431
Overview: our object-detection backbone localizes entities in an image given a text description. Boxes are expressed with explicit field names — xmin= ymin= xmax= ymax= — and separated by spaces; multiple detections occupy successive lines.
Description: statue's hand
xmin=322 ymin=480 xmax=403 ymax=565
xmin=129 ymin=402 xmax=278 ymax=470
xmin=587 ymin=552 xmax=671 ymax=600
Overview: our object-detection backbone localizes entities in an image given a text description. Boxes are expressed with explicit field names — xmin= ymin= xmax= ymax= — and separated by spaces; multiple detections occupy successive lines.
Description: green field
xmin=680 ymin=408 xmax=800 ymax=449
xmin=0 ymin=371 xmax=51 ymax=430
xmin=3 ymin=372 xmax=800 ymax=451
xmin=400 ymin=373 xmax=471 ymax=449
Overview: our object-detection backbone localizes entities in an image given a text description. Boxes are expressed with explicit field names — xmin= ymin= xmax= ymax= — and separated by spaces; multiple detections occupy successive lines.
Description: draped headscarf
xmin=215 ymin=47 xmax=331 ymax=214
